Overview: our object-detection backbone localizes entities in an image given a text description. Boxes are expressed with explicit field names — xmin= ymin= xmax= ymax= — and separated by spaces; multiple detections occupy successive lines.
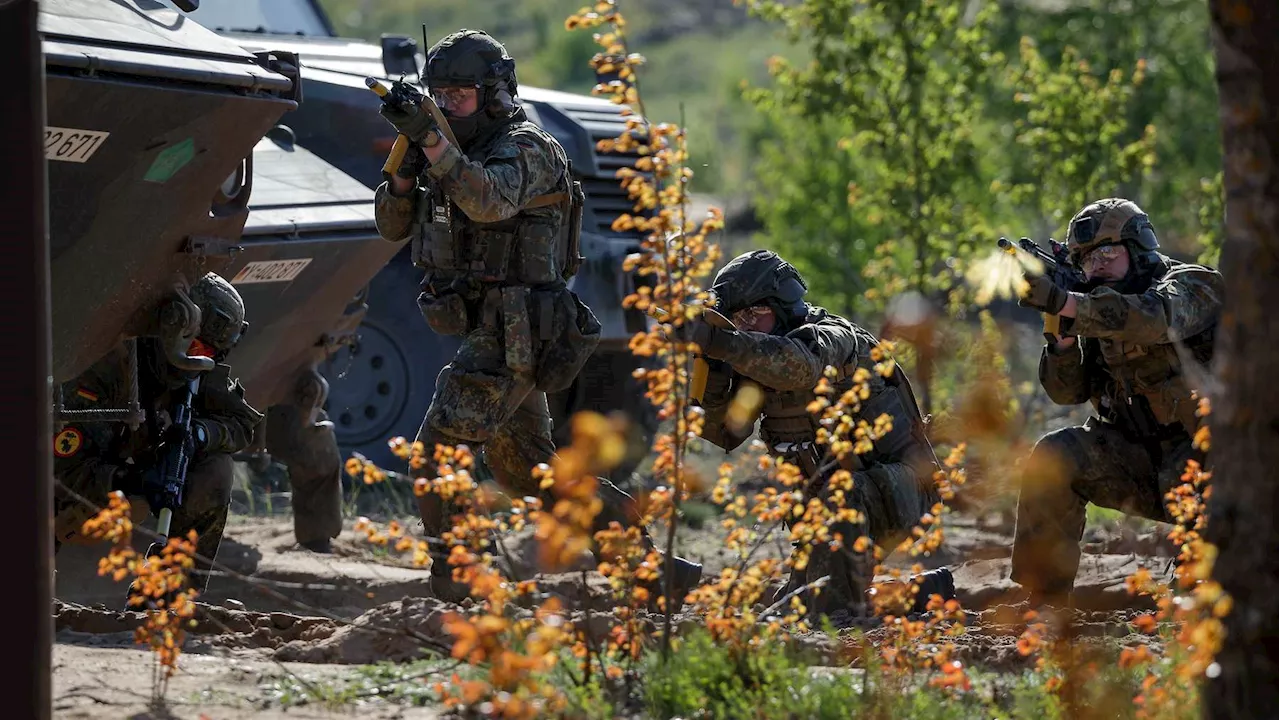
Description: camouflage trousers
xmin=266 ymin=404 xmax=344 ymax=546
xmin=416 ymin=324 xmax=640 ymax=569
xmin=781 ymin=462 xmax=935 ymax=618
xmin=54 ymin=450 xmax=234 ymax=594
xmin=1011 ymin=416 xmax=1197 ymax=602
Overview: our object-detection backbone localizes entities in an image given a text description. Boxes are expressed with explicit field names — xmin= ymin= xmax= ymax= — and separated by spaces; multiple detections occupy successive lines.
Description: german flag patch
xmin=54 ymin=428 xmax=84 ymax=458
xmin=75 ymin=387 xmax=99 ymax=402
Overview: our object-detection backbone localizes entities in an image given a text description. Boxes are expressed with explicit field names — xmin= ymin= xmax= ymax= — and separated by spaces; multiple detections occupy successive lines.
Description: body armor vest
xmin=411 ymin=118 xmax=584 ymax=295
xmin=1084 ymin=259 xmax=1219 ymax=437
xmin=754 ymin=312 xmax=933 ymax=472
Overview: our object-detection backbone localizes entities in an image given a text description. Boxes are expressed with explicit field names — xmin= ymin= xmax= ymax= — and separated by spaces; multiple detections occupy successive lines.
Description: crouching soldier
xmin=679 ymin=250 xmax=948 ymax=624
xmin=1011 ymin=198 xmax=1225 ymax=607
xmin=53 ymin=272 xmax=264 ymax=593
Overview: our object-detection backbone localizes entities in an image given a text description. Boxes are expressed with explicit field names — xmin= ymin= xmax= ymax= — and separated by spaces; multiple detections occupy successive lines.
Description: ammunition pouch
xmin=512 ymin=223 xmax=559 ymax=285
xmin=562 ymin=178 xmax=585 ymax=280
xmin=417 ymin=288 xmax=469 ymax=336
xmin=412 ymin=183 xmax=455 ymax=270
xmin=530 ymin=288 xmax=600 ymax=393
xmin=500 ymin=286 xmax=534 ymax=376
xmin=773 ymin=441 xmax=827 ymax=492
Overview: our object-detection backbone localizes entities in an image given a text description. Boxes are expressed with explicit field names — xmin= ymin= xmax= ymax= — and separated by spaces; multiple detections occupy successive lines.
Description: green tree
xmin=742 ymin=0 xmax=1000 ymax=311
xmin=993 ymin=0 xmax=1221 ymax=256
xmin=1001 ymin=38 xmax=1158 ymax=239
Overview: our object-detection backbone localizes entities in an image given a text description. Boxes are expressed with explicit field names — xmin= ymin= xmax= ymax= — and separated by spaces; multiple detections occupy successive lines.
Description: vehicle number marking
xmin=44 ymin=127 xmax=110 ymax=163
xmin=231 ymin=259 xmax=313 ymax=285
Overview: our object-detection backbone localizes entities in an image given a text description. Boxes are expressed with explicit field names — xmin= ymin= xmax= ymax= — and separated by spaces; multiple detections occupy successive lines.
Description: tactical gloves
xmin=396 ymin=141 xmax=428 ymax=179
xmin=379 ymin=101 xmax=440 ymax=145
xmin=1019 ymin=272 xmax=1070 ymax=315
xmin=671 ymin=318 xmax=734 ymax=360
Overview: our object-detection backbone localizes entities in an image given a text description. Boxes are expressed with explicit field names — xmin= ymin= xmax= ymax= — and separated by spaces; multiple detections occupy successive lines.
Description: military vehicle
xmin=185 ymin=0 xmax=659 ymax=474
xmin=44 ymin=0 xmax=406 ymax=551
xmin=218 ymin=128 xmax=394 ymax=429
xmin=42 ymin=0 xmax=301 ymax=390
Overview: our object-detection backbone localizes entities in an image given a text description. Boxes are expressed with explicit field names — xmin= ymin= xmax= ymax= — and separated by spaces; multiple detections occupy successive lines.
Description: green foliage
xmin=640 ymin=629 xmax=859 ymax=720
xmin=1196 ymin=171 xmax=1224 ymax=265
xmin=994 ymin=0 xmax=1221 ymax=256
xmin=743 ymin=0 xmax=1001 ymax=314
xmin=1001 ymin=39 xmax=1157 ymax=238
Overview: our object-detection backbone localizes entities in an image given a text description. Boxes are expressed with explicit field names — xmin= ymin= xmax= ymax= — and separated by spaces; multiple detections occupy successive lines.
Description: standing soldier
xmin=1011 ymin=198 xmax=1225 ymax=607
xmin=373 ymin=28 xmax=700 ymax=597
xmin=681 ymin=250 xmax=948 ymax=624
xmin=53 ymin=272 xmax=264 ymax=592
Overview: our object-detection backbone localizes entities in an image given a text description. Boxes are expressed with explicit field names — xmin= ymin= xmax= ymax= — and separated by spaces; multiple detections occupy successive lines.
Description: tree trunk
xmin=1203 ymin=1 xmax=1278 ymax=718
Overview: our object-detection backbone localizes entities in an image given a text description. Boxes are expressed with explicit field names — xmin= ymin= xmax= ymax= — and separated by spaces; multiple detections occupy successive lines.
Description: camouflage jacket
xmin=1040 ymin=255 xmax=1225 ymax=434
xmin=58 ymin=339 xmax=264 ymax=466
xmin=372 ymin=111 xmax=571 ymax=288
xmin=699 ymin=306 xmax=938 ymax=482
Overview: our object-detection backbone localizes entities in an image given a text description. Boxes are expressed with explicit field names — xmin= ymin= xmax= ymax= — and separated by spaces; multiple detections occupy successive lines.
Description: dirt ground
xmin=51 ymin=500 xmax=1176 ymax=717
xmin=53 ymin=640 xmax=444 ymax=720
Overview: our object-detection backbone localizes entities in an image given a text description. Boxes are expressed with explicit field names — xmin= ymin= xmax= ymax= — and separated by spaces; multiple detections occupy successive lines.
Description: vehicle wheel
xmin=321 ymin=252 xmax=458 ymax=470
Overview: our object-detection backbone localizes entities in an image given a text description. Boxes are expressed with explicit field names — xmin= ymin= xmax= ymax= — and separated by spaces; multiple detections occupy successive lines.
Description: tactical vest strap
xmin=523 ymin=191 xmax=568 ymax=209
xmin=758 ymin=413 xmax=815 ymax=444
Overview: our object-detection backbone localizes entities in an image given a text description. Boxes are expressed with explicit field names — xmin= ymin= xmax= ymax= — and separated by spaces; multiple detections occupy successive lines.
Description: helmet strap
xmin=1110 ymin=242 xmax=1161 ymax=293
xmin=763 ymin=298 xmax=808 ymax=335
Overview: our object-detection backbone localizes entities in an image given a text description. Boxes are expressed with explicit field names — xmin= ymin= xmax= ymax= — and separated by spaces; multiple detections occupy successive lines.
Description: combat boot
xmin=299 ymin=538 xmax=333 ymax=554
xmin=907 ymin=567 xmax=957 ymax=613
xmin=640 ymin=552 xmax=703 ymax=612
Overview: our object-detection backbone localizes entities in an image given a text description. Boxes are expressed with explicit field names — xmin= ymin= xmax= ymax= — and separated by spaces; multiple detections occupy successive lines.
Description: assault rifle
xmin=142 ymin=374 xmax=201 ymax=558
xmin=998 ymin=236 xmax=1091 ymax=342
xmin=125 ymin=370 xmax=205 ymax=609
xmin=646 ymin=303 xmax=734 ymax=403
xmin=365 ymin=76 xmax=458 ymax=181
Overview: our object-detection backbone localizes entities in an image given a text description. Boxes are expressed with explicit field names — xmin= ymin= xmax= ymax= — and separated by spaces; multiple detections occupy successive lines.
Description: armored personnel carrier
xmin=43 ymin=0 xmax=405 ymax=549
xmin=42 ymin=0 xmax=301 ymax=386
xmin=187 ymin=0 xmax=658 ymax=473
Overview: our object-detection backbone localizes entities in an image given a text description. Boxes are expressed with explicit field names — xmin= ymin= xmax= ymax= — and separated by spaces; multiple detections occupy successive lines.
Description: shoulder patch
xmin=54 ymin=427 xmax=84 ymax=458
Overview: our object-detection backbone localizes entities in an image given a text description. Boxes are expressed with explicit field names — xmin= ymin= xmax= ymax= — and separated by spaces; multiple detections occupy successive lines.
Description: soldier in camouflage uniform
xmin=373 ymin=29 xmax=700 ymax=595
xmin=1012 ymin=198 xmax=1225 ymax=606
xmin=266 ymin=402 xmax=343 ymax=554
xmin=679 ymin=250 xmax=945 ymax=620
xmin=53 ymin=273 xmax=264 ymax=592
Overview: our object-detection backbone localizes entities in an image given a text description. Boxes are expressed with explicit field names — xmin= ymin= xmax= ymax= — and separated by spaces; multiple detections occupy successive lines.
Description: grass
xmin=551 ymin=626 xmax=1151 ymax=719
xmin=261 ymin=658 xmax=455 ymax=709
xmin=248 ymin=628 xmax=1155 ymax=719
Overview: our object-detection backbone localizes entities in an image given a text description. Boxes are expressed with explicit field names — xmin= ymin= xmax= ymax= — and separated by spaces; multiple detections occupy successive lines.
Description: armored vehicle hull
xmin=41 ymin=0 xmax=299 ymax=383
xmin=220 ymin=132 xmax=401 ymax=415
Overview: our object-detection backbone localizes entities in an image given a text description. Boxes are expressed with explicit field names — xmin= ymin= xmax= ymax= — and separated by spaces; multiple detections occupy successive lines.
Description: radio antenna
xmin=420 ymin=24 xmax=429 ymax=91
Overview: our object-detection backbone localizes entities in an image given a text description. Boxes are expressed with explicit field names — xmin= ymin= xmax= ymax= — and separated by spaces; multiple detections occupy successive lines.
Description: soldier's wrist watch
xmin=193 ymin=421 xmax=209 ymax=451
xmin=423 ymin=130 xmax=442 ymax=148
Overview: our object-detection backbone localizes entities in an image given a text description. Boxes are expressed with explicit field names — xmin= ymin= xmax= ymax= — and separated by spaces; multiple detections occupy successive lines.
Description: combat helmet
xmin=425 ymin=29 xmax=519 ymax=144
xmin=1066 ymin=198 xmax=1161 ymax=274
xmin=189 ymin=272 xmax=247 ymax=361
xmin=710 ymin=250 xmax=809 ymax=331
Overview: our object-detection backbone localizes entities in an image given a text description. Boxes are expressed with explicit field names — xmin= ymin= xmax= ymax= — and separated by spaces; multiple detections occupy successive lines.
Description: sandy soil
xmin=52 ymin=640 xmax=443 ymax=719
